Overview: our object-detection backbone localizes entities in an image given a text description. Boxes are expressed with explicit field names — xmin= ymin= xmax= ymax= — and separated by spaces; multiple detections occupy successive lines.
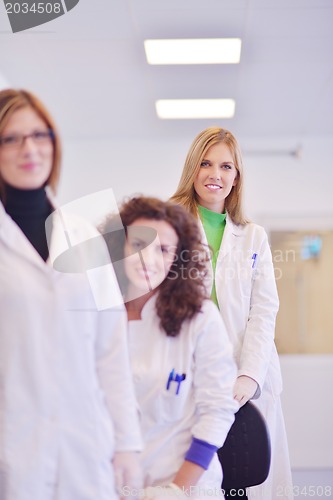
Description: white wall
xmin=57 ymin=135 xmax=333 ymax=221
xmin=280 ymin=355 xmax=333 ymax=468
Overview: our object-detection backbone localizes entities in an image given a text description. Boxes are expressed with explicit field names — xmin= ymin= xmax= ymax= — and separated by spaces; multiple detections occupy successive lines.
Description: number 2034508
xmin=5 ymin=3 xmax=62 ymax=14
xmin=277 ymin=485 xmax=332 ymax=497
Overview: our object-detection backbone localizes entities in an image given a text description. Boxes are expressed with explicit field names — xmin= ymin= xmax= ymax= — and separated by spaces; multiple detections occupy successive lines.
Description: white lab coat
xmin=200 ymin=215 xmax=293 ymax=499
xmin=127 ymin=294 xmax=238 ymax=498
xmin=0 ymin=198 xmax=142 ymax=500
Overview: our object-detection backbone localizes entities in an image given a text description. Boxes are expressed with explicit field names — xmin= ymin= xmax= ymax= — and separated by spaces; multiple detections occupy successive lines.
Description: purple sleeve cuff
xmin=184 ymin=437 xmax=218 ymax=470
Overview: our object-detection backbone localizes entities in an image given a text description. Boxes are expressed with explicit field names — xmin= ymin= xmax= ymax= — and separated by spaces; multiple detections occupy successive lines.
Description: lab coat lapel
xmin=197 ymin=218 xmax=214 ymax=292
xmin=44 ymin=188 xmax=81 ymax=271
xmin=218 ymin=214 xmax=243 ymax=261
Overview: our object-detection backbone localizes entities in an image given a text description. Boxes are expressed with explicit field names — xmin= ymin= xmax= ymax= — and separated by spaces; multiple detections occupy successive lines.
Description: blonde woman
xmin=170 ymin=127 xmax=293 ymax=500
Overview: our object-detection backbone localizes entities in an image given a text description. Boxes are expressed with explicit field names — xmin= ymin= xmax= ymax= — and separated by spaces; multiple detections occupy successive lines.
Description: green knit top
xmin=198 ymin=205 xmax=226 ymax=307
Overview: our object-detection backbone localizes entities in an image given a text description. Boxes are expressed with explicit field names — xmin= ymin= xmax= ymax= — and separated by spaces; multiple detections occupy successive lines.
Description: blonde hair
xmin=170 ymin=127 xmax=248 ymax=225
xmin=0 ymin=89 xmax=61 ymax=198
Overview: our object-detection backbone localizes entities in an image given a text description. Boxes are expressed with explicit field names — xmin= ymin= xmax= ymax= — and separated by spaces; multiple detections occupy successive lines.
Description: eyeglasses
xmin=0 ymin=130 xmax=54 ymax=149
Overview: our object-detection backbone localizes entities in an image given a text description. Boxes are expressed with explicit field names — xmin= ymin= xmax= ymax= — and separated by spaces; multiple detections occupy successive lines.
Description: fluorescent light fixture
xmin=144 ymin=38 xmax=241 ymax=65
xmin=156 ymin=99 xmax=235 ymax=119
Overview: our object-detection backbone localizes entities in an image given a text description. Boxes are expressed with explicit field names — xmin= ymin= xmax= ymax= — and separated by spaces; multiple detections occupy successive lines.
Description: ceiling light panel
xmin=144 ymin=38 xmax=241 ymax=65
xmin=155 ymin=99 xmax=235 ymax=119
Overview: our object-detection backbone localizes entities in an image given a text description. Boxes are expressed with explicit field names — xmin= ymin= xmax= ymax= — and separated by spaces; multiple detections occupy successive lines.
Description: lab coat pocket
xmin=159 ymin=386 xmax=187 ymax=423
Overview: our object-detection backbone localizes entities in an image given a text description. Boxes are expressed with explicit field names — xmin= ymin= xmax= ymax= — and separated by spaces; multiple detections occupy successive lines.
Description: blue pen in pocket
xmin=166 ymin=369 xmax=186 ymax=395
xmin=251 ymin=253 xmax=258 ymax=268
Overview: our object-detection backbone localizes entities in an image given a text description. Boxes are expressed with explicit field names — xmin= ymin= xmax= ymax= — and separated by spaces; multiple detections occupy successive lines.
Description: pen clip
xmin=166 ymin=369 xmax=175 ymax=390
xmin=175 ymin=373 xmax=186 ymax=395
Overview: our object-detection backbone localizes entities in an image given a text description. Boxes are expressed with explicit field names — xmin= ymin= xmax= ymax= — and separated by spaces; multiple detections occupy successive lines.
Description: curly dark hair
xmin=101 ymin=196 xmax=209 ymax=337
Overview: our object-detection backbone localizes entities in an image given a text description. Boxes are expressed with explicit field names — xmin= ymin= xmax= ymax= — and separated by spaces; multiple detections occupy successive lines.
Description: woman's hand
xmin=113 ymin=451 xmax=143 ymax=499
xmin=233 ymin=375 xmax=259 ymax=407
xmin=144 ymin=460 xmax=205 ymax=499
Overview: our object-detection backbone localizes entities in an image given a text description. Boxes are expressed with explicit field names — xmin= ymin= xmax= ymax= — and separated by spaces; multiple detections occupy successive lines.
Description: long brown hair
xmin=170 ymin=127 xmax=248 ymax=225
xmin=101 ymin=196 xmax=209 ymax=337
xmin=0 ymin=89 xmax=61 ymax=200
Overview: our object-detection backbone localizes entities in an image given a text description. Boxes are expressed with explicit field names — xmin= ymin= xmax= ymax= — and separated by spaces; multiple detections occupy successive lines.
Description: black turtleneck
xmin=3 ymin=184 xmax=53 ymax=262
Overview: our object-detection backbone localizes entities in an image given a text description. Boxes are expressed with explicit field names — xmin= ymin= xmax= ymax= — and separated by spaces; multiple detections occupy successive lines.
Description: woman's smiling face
xmin=193 ymin=141 xmax=238 ymax=213
xmin=0 ymin=106 xmax=53 ymax=190
xmin=124 ymin=217 xmax=178 ymax=296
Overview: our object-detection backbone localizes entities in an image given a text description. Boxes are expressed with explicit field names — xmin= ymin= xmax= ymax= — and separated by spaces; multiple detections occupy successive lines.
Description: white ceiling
xmin=0 ymin=0 xmax=332 ymax=146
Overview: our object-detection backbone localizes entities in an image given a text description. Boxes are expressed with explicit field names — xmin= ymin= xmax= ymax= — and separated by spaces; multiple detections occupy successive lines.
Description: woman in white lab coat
xmin=101 ymin=196 xmax=238 ymax=499
xmin=0 ymin=89 xmax=142 ymax=500
xmin=170 ymin=127 xmax=294 ymax=499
